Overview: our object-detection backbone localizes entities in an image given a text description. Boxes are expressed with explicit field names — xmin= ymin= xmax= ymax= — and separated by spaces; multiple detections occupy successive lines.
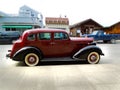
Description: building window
xmin=6 ymin=28 xmax=10 ymax=31
xmin=12 ymin=28 xmax=16 ymax=31
xmin=62 ymin=21 xmax=65 ymax=24
xmin=54 ymin=21 xmax=57 ymax=24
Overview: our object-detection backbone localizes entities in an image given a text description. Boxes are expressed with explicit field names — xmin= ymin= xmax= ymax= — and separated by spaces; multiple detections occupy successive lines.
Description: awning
xmin=2 ymin=25 xmax=32 ymax=28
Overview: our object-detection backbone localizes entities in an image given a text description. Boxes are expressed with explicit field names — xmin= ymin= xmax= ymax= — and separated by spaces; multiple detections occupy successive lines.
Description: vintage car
xmin=6 ymin=28 xmax=104 ymax=66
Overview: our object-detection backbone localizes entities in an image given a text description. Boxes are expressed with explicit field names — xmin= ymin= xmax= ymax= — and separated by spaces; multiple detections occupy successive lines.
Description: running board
xmin=41 ymin=57 xmax=85 ymax=62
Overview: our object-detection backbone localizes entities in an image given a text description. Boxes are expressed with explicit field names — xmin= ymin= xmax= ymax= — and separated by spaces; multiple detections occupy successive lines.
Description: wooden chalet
xmin=104 ymin=22 xmax=120 ymax=34
xmin=70 ymin=18 xmax=103 ymax=37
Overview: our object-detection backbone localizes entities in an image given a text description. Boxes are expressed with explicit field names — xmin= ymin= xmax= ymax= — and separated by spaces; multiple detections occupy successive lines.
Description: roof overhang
xmin=2 ymin=25 xmax=32 ymax=28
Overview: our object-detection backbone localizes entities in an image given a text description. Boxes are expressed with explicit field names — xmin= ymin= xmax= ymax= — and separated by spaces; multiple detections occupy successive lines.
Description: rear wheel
xmin=87 ymin=52 xmax=100 ymax=64
xmin=24 ymin=53 xmax=40 ymax=66
xmin=103 ymin=40 xmax=108 ymax=43
xmin=111 ymin=39 xmax=116 ymax=44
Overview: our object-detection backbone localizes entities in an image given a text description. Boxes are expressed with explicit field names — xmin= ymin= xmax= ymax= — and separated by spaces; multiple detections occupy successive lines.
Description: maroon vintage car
xmin=6 ymin=28 xmax=104 ymax=66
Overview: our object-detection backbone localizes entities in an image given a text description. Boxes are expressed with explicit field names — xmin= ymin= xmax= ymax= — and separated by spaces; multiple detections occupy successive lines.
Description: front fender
xmin=73 ymin=45 xmax=104 ymax=60
xmin=13 ymin=46 xmax=42 ymax=61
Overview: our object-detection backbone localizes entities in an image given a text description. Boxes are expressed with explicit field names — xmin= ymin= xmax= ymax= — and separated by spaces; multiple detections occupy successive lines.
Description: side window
xmin=54 ymin=32 xmax=68 ymax=40
xmin=38 ymin=33 xmax=51 ymax=40
xmin=27 ymin=34 xmax=36 ymax=41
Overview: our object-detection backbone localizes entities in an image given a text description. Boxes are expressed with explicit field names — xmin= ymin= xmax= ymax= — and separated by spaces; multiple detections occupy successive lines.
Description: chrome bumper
xmin=6 ymin=53 xmax=10 ymax=58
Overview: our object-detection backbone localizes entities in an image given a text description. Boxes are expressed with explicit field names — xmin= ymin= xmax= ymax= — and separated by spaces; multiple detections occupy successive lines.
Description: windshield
xmin=91 ymin=31 xmax=98 ymax=35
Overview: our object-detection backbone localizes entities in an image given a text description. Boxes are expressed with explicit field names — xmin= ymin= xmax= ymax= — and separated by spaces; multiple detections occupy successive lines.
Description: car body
xmin=82 ymin=30 xmax=120 ymax=43
xmin=6 ymin=28 xmax=104 ymax=66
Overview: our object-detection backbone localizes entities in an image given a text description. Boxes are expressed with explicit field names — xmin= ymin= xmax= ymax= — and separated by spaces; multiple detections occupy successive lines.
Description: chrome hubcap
xmin=28 ymin=56 xmax=36 ymax=64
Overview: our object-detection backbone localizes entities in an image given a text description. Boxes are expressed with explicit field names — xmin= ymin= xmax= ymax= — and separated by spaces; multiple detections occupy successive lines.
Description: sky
xmin=0 ymin=0 xmax=120 ymax=26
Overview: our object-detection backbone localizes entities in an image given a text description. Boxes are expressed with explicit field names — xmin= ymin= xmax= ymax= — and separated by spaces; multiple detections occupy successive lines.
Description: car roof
xmin=24 ymin=28 xmax=67 ymax=34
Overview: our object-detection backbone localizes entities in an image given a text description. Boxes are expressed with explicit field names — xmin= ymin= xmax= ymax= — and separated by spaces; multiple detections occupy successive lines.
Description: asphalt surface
xmin=0 ymin=41 xmax=120 ymax=90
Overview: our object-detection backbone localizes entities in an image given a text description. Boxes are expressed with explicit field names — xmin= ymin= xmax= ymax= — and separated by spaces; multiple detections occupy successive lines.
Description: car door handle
xmin=50 ymin=42 xmax=56 ymax=45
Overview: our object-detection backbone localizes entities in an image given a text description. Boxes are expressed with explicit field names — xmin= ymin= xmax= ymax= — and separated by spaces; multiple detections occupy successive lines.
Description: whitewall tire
xmin=25 ymin=53 xmax=39 ymax=66
xmin=87 ymin=52 xmax=100 ymax=64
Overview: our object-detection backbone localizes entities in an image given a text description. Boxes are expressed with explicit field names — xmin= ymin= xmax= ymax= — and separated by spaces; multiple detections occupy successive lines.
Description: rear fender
xmin=73 ymin=45 xmax=104 ymax=60
xmin=13 ymin=46 xmax=42 ymax=61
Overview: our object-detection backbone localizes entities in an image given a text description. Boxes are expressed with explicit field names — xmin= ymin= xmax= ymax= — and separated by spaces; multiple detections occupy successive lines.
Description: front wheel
xmin=87 ymin=52 xmax=100 ymax=64
xmin=24 ymin=53 xmax=40 ymax=66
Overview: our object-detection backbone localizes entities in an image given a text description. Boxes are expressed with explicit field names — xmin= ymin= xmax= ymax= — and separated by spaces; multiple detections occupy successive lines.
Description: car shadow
xmin=16 ymin=61 xmax=87 ymax=67
xmin=40 ymin=61 xmax=87 ymax=66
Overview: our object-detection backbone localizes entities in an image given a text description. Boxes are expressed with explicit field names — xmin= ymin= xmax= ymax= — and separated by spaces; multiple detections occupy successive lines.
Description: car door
xmin=51 ymin=32 xmax=72 ymax=57
xmin=37 ymin=32 xmax=54 ymax=57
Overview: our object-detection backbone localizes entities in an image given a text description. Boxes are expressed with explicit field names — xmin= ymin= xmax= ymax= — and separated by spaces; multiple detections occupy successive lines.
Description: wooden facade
xmin=104 ymin=22 xmax=120 ymax=34
xmin=45 ymin=17 xmax=69 ymax=32
xmin=70 ymin=19 xmax=103 ymax=37
xmin=45 ymin=17 xmax=69 ymax=25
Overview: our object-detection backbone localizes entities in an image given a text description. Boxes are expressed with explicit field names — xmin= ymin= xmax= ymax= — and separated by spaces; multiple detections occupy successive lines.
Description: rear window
xmin=54 ymin=32 xmax=68 ymax=40
xmin=27 ymin=34 xmax=36 ymax=41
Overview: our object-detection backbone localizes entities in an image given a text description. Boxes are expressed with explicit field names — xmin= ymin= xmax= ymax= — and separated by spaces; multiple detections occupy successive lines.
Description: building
xmin=104 ymin=22 xmax=120 ymax=34
xmin=45 ymin=17 xmax=69 ymax=32
xmin=70 ymin=18 xmax=103 ymax=37
xmin=0 ymin=5 xmax=43 ymax=33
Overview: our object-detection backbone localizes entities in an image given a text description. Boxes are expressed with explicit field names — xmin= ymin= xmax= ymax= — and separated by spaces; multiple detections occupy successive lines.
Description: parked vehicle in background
xmin=0 ymin=31 xmax=20 ymax=44
xmin=6 ymin=28 xmax=104 ymax=66
xmin=82 ymin=30 xmax=120 ymax=43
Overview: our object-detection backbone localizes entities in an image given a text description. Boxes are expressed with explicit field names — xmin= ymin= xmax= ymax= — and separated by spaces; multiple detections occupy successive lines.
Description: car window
xmin=54 ymin=32 xmax=68 ymax=40
xmin=38 ymin=32 xmax=51 ymax=40
xmin=27 ymin=34 xmax=36 ymax=41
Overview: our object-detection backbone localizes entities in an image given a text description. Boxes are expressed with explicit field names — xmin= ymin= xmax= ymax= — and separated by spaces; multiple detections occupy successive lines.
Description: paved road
xmin=0 ymin=41 xmax=120 ymax=90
